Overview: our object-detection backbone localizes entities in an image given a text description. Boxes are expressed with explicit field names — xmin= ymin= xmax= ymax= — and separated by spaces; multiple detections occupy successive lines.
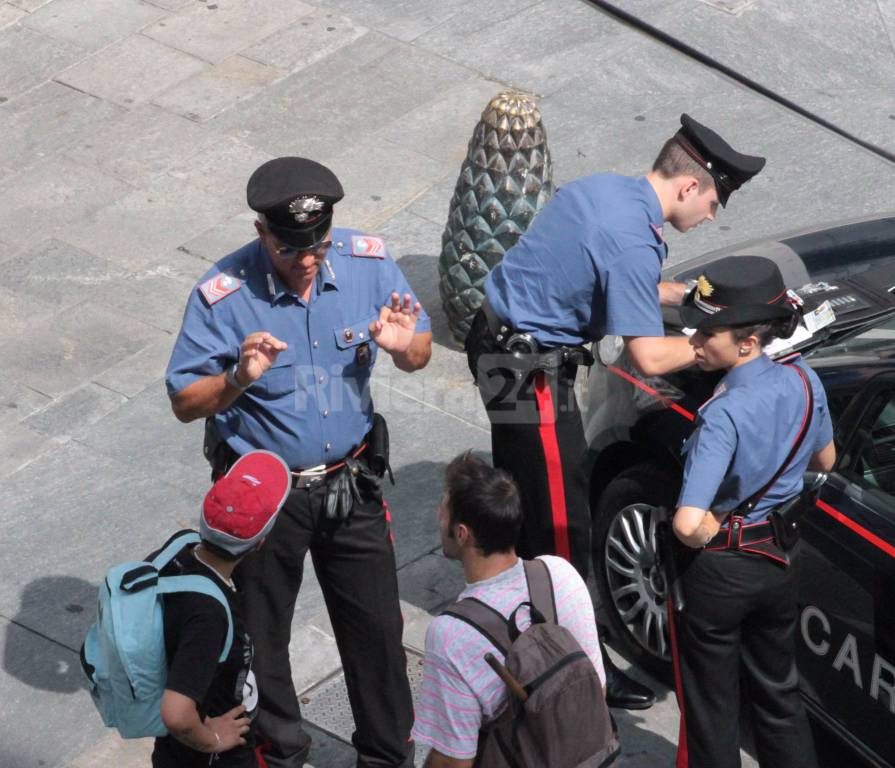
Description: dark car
xmin=584 ymin=213 xmax=895 ymax=767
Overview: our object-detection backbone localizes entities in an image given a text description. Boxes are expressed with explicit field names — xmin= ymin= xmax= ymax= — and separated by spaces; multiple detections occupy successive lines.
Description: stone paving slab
xmin=0 ymin=24 xmax=85 ymax=102
xmin=0 ymin=300 xmax=167 ymax=398
xmin=143 ymin=0 xmax=316 ymax=64
xmin=56 ymin=34 xmax=208 ymax=108
xmin=151 ymin=54 xmax=283 ymax=122
xmin=0 ymin=3 xmax=26 ymax=28
xmin=22 ymin=0 xmax=165 ymax=51
xmin=0 ymin=81 xmax=123 ymax=170
xmin=0 ymin=155 xmax=134 ymax=251
xmin=0 ymin=619 xmax=108 ymax=768
xmin=322 ymin=137 xmax=455 ymax=231
xmin=214 ymin=31 xmax=475 ymax=161
xmin=23 ymin=382 xmax=127 ymax=437
xmin=611 ymin=0 xmax=895 ymax=155
xmin=63 ymin=103 xmax=218 ymax=185
xmin=64 ymin=172 xmax=245 ymax=269
xmin=241 ymin=8 xmax=367 ymax=73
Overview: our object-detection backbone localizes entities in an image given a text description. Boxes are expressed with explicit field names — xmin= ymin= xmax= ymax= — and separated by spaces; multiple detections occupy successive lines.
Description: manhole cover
xmin=697 ymin=0 xmax=756 ymax=13
xmin=300 ymin=647 xmax=427 ymax=766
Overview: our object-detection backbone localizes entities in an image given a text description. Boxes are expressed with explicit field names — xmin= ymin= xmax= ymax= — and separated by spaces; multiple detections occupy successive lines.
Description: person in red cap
xmin=152 ymin=450 xmax=290 ymax=768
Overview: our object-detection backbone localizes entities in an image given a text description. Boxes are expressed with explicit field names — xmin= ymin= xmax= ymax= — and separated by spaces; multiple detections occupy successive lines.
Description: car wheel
xmin=592 ymin=462 xmax=680 ymax=675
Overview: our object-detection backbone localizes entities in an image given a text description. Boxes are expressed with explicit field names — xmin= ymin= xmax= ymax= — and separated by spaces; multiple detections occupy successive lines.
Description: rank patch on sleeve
xmin=199 ymin=273 xmax=242 ymax=305
xmin=351 ymin=235 xmax=386 ymax=259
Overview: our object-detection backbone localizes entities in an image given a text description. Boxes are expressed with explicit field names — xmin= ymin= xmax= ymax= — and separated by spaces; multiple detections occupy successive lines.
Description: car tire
xmin=592 ymin=461 xmax=680 ymax=676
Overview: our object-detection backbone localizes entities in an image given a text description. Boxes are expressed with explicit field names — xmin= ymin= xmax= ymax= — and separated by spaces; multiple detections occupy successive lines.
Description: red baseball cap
xmin=200 ymin=450 xmax=290 ymax=555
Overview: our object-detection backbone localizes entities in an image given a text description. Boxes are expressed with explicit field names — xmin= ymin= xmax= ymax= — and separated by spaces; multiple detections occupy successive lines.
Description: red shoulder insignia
xmin=199 ymin=273 xmax=241 ymax=306
xmin=351 ymin=235 xmax=386 ymax=259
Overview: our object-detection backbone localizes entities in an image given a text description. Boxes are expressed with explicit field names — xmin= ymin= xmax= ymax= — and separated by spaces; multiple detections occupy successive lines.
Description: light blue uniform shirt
xmin=166 ymin=228 xmax=430 ymax=469
xmin=677 ymin=354 xmax=834 ymax=525
xmin=485 ymin=174 xmax=667 ymax=347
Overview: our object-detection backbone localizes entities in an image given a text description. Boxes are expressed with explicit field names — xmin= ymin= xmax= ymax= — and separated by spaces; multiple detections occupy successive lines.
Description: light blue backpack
xmin=80 ymin=529 xmax=234 ymax=738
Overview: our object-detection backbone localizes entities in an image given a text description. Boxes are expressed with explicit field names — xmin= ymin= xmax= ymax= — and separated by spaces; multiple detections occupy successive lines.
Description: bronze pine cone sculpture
xmin=438 ymin=91 xmax=555 ymax=343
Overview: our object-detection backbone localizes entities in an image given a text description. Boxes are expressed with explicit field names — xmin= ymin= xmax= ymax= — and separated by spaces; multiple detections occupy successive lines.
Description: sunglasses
xmin=272 ymin=239 xmax=333 ymax=260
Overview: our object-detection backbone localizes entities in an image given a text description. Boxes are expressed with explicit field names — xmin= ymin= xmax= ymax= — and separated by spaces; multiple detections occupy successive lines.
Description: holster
xmin=769 ymin=491 xmax=812 ymax=551
xmin=203 ymin=417 xmax=237 ymax=480
xmin=367 ymin=412 xmax=394 ymax=484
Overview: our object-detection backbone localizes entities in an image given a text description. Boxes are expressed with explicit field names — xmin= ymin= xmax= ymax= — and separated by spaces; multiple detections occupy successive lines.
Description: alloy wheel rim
xmin=603 ymin=503 xmax=670 ymax=661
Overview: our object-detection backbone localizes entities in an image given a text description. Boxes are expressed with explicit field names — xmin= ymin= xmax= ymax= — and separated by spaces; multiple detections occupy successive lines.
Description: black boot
xmin=602 ymin=639 xmax=655 ymax=710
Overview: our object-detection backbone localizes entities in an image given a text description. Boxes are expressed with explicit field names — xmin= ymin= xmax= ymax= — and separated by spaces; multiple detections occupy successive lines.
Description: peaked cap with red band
xmin=675 ymin=114 xmax=766 ymax=207
xmin=247 ymin=157 xmax=344 ymax=250
xmin=200 ymin=450 xmax=290 ymax=556
xmin=679 ymin=255 xmax=798 ymax=331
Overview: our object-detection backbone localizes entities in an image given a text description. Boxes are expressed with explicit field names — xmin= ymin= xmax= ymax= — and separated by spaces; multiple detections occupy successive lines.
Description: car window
xmin=840 ymin=390 xmax=895 ymax=504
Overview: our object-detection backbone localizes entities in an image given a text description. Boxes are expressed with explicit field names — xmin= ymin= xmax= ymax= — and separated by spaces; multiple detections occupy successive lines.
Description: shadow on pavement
xmin=4 ymin=575 xmax=97 ymax=693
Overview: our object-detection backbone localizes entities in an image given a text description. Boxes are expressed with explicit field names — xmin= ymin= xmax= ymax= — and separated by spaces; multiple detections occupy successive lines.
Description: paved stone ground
xmin=0 ymin=0 xmax=892 ymax=766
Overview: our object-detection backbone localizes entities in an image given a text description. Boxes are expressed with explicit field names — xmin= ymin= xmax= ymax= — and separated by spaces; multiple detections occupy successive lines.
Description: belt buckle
xmin=292 ymin=463 xmax=327 ymax=489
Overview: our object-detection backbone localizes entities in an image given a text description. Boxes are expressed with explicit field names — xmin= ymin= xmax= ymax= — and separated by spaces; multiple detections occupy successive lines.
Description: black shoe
xmin=603 ymin=654 xmax=656 ymax=710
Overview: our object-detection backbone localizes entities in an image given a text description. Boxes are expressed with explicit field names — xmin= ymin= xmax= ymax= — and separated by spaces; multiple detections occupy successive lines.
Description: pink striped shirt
xmin=411 ymin=556 xmax=604 ymax=759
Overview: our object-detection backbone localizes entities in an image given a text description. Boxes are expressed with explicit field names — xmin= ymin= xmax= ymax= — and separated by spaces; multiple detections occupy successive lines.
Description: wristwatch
xmin=225 ymin=363 xmax=249 ymax=391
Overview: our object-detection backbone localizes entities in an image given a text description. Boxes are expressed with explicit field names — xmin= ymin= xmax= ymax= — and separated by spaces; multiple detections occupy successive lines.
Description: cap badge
xmin=289 ymin=195 xmax=325 ymax=223
xmin=696 ymin=275 xmax=714 ymax=299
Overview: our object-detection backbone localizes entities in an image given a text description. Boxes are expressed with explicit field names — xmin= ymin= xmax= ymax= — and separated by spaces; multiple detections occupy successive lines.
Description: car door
xmin=798 ymin=373 xmax=895 ymax=765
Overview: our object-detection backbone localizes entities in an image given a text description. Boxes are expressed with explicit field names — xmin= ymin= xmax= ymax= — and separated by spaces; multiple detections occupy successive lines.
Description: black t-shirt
xmin=151 ymin=545 xmax=257 ymax=768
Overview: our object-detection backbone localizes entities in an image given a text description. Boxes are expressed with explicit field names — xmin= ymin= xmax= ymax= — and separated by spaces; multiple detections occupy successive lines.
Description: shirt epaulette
xmin=350 ymin=235 xmax=387 ymax=259
xmin=198 ymin=273 xmax=242 ymax=306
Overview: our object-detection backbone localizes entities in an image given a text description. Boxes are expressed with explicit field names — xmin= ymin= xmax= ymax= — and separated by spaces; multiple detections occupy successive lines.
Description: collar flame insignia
xmin=289 ymin=195 xmax=325 ymax=223
xmin=696 ymin=275 xmax=714 ymax=298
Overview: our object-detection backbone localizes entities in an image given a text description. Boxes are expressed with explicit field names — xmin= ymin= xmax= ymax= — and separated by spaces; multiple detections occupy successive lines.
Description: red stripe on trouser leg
xmin=668 ymin=597 xmax=688 ymax=768
xmin=533 ymin=372 xmax=571 ymax=561
xmin=383 ymin=500 xmax=394 ymax=545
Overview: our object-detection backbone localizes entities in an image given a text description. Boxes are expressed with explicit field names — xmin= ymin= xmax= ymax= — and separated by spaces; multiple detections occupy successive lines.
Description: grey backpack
xmin=443 ymin=559 xmax=620 ymax=768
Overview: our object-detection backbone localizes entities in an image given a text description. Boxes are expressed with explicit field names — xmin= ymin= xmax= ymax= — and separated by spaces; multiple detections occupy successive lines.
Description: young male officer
xmin=671 ymin=256 xmax=835 ymax=767
xmin=165 ymin=157 xmax=432 ymax=768
xmin=465 ymin=114 xmax=766 ymax=709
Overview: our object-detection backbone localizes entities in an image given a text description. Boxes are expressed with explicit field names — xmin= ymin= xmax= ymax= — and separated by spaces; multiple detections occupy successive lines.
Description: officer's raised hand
xmin=369 ymin=292 xmax=432 ymax=372
xmin=235 ymin=331 xmax=288 ymax=386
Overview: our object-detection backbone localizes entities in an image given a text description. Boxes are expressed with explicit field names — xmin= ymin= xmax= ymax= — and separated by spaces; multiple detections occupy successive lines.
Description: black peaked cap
xmin=676 ymin=114 xmax=766 ymax=207
xmin=247 ymin=157 xmax=344 ymax=249
xmin=679 ymin=255 xmax=797 ymax=330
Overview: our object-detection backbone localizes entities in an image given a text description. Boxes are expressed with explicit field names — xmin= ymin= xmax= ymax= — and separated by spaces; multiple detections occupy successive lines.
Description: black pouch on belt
xmin=203 ymin=417 xmax=234 ymax=480
xmin=769 ymin=495 xmax=804 ymax=551
xmin=325 ymin=458 xmax=383 ymax=521
xmin=368 ymin=412 xmax=394 ymax=484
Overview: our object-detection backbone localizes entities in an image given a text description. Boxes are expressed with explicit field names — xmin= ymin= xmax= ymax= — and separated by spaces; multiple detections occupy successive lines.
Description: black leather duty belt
xmin=480 ymin=299 xmax=594 ymax=369
xmin=706 ymin=517 xmax=774 ymax=550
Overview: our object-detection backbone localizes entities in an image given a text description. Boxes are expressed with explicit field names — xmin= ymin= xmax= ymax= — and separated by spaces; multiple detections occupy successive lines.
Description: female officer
xmin=670 ymin=255 xmax=836 ymax=768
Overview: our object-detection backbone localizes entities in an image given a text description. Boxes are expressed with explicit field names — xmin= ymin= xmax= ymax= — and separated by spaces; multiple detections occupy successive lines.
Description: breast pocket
xmin=253 ymin=348 xmax=297 ymax=399
xmin=333 ymin=315 xmax=379 ymax=369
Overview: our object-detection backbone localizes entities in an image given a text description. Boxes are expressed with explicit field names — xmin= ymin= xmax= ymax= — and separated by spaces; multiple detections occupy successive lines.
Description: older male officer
xmin=466 ymin=114 xmax=765 ymax=709
xmin=166 ymin=157 xmax=432 ymax=768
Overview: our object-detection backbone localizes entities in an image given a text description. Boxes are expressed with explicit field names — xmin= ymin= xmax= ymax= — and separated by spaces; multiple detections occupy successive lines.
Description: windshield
xmin=808 ymin=311 xmax=895 ymax=361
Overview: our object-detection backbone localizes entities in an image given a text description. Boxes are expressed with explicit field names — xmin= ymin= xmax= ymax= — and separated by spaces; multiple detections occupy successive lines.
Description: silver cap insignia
xmin=289 ymin=196 xmax=326 ymax=223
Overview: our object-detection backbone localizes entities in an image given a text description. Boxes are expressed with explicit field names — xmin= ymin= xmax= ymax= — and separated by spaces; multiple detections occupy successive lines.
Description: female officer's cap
xmin=247 ymin=157 xmax=344 ymax=249
xmin=679 ymin=255 xmax=799 ymax=330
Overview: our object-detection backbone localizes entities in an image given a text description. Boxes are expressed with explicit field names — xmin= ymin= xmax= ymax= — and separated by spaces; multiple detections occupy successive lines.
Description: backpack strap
xmin=157 ymin=574 xmax=234 ymax=663
xmin=523 ymin=559 xmax=557 ymax=624
xmin=442 ymin=598 xmax=513 ymax=656
xmin=119 ymin=530 xmax=201 ymax=593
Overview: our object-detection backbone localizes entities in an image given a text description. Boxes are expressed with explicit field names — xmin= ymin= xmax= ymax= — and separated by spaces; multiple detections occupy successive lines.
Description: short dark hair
xmin=652 ymin=137 xmax=714 ymax=191
xmin=444 ymin=452 xmax=522 ymax=556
